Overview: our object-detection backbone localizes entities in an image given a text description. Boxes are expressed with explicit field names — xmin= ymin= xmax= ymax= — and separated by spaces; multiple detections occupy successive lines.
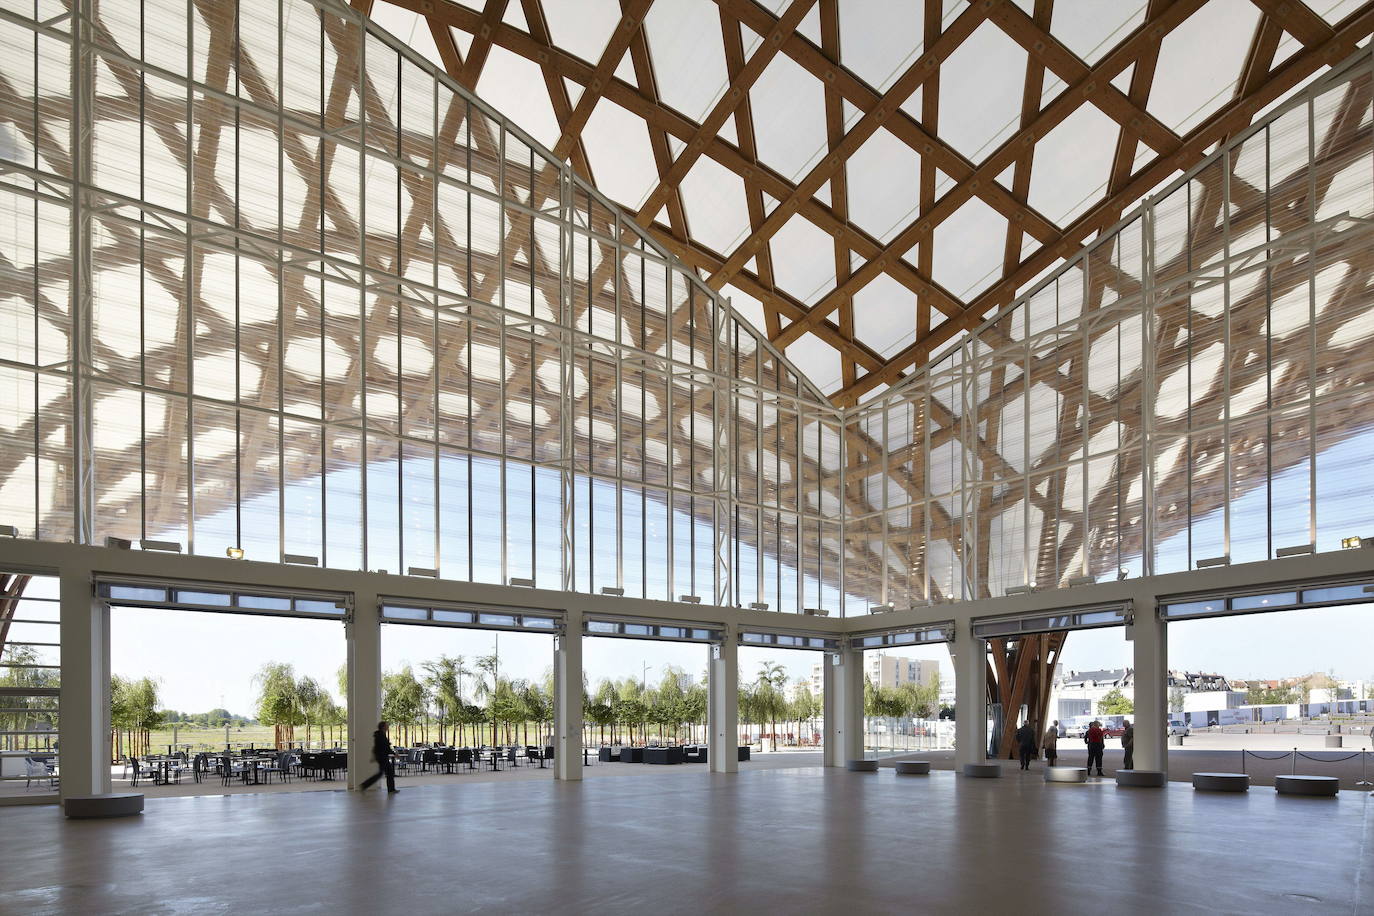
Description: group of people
xmin=1013 ymin=719 xmax=1133 ymax=776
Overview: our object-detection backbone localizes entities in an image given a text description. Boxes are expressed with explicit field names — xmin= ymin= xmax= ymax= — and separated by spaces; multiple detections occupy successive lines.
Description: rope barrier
xmin=1242 ymin=750 xmax=1295 ymax=760
xmin=1296 ymin=751 xmax=1363 ymax=762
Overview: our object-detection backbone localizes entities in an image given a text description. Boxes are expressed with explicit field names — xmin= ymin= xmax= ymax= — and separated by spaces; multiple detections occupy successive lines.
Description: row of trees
xmin=0 ymin=645 xmax=59 ymax=752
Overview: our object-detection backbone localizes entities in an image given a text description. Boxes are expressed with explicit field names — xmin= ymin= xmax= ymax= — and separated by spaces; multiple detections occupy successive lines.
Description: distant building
xmin=1050 ymin=667 xmax=1133 ymax=720
xmin=810 ymin=653 xmax=940 ymax=696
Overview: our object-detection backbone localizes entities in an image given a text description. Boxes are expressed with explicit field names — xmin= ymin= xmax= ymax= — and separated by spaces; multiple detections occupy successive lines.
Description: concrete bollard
xmin=1325 ymin=735 xmax=1343 ymax=748
xmin=1169 ymin=735 xmax=1184 ymax=746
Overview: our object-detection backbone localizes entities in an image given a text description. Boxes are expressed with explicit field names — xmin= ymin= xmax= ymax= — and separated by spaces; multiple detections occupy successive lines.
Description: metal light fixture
xmin=1275 ymin=543 xmax=1314 ymax=558
xmin=679 ymin=595 xmax=701 ymax=604
xmin=0 ymin=524 xmax=17 ymax=538
xmin=408 ymin=566 xmax=438 ymax=578
xmin=105 ymin=536 xmax=132 ymax=549
xmin=283 ymin=554 xmax=318 ymax=566
xmin=509 ymin=576 xmax=535 ymax=588
xmin=1196 ymin=555 xmax=1230 ymax=569
xmin=1341 ymin=535 xmax=1369 ymax=549
xmin=748 ymin=601 xmax=770 ymax=611
xmin=601 ymin=586 xmax=624 ymax=597
xmin=1117 ymin=568 xmax=1129 ymax=581
xmin=1004 ymin=584 xmax=1034 ymax=596
xmin=1067 ymin=575 xmax=1095 ymax=587
xmin=140 ymin=539 xmax=181 ymax=553
xmin=225 ymin=546 xmax=244 ymax=560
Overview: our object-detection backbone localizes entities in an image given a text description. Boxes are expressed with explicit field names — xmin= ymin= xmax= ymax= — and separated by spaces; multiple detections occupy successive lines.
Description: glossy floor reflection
xmin=3 ymin=766 xmax=1371 ymax=914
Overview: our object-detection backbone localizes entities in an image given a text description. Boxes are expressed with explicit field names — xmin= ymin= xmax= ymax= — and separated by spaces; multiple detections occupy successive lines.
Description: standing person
xmin=1014 ymin=720 xmax=1037 ymax=770
xmin=1042 ymin=721 xmax=1059 ymax=766
xmin=361 ymin=721 xmax=398 ymax=793
xmin=1084 ymin=720 xmax=1105 ymax=777
xmin=1121 ymin=720 xmax=1134 ymax=770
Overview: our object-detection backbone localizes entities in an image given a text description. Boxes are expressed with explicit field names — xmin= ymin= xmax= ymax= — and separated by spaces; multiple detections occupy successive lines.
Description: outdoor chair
xmin=298 ymin=752 xmax=319 ymax=779
xmin=505 ymin=747 xmax=519 ymax=768
xmin=130 ymin=756 xmax=152 ymax=787
xmin=437 ymin=748 xmax=456 ymax=773
xmin=219 ymin=755 xmax=244 ymax=787
xmin=455 ymin=748 xmax=475 ymax=771
xmin=25 ymin=757 xmax=57 ymax=790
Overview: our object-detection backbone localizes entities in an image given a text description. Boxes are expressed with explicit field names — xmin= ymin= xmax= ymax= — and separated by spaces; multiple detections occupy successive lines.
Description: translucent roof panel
xmin=375 ymin=0 xmax=1371 ymax=407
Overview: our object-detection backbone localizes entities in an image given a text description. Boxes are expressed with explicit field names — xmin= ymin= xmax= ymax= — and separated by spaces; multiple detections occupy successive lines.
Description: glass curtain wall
xmin=0 ymin=0 xmax=844 ymax=613
xmin=845 ymin=50 xmax=1374 ymax=611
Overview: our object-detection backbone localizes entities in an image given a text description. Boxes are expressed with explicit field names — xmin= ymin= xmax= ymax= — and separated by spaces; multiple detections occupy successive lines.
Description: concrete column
xmin=553 ymin=611 xmax=583 ymax=781
xmin=345 ymin=588 xmax=381 ymax=790
xmin=822 ymin=647 xmax=863 ymax=766
xmin=708 ymin=626 xmax=738 ymax=773
xmin=1130 ymin=596 xmax=1167 ymax=771
xmin=58 ymin=566 xmax=110 ymax=798
xmin=953 ymin=624 xmax=987 ymax=770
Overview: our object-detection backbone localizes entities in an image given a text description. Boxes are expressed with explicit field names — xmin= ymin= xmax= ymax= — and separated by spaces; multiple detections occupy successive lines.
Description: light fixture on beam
xmin=1195 ymin=555 xmax=1230 ymax=569
xmin=748 ymin=602 xmax=770 ymax=611
xmin=1004 ymin=584 xmax=1034 ymax=597
xmin=408 ymin=566 xmax=438 ymax=578
xmin=1275 ymin=543 xmax=1314 ymax=559
xmin=870 ymin=602 xmax=894 ymax=614
xmin=601 ymin=586 xmax=624 ymax=597
xmin=1067 ymin=575 xmax=1095 ymax=588
xmin=140 ymin=539 xmax=181 ymax=553
xmin=225 ymin=546 xmax=244 ymax=560
xmin=1117 ymin=568 xmax=1129 ymax=581
xmin=284 ymin=554 xmax=318 ymax=566
xmin=0 ymin=524 xmax=17 ymax=538
xmin=1341 ymin=535 xmax=1370 ymax=549
xmin=679 ymin=595 xmax=702 ymax=604
xmin=803 ymin=607 xmax=829 ymax=617
xmin=509 ymin=576 xmax=535 ymax=588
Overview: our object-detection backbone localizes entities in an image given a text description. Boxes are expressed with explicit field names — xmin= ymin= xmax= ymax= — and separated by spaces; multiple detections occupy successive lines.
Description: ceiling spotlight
xmin=679 ymin=595 xmax=702 ymax=604
xmin=1117 ymin=568 xmax=1129 ymax=581
xmin=509 ymin=576 xmax=535 ymax=588
xmin=105 ymin=536 xmax=132 ymax=550
xmin=601 ymin=586 xmax=625 ymax=597
xmin=225 ymin=546 xmax=244 ymax=560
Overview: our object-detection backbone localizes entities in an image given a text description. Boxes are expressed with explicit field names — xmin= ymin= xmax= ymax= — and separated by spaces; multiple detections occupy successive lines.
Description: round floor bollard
xmin=1115 ymin=769 xmax=1166 ymax=788
xmin=895 ymin=761 xmax=931 ymax=775
xmin=1044 ymin=766 xmax=1088 ymax=783
xmin=64 ymin=793 xmax=145 ymax=818
xmin=962 ymin=763 xmax=1001 ymax=778
xmin=1169 ymin=735 xmax=1184 ymax=746
xmin=1275 ymin=775 xmax=1339 ymax=797
xmin=1324 ymin=735 xmax=1343 ymax=748
xmin=1192 ymin=772 xmax=1249 ymax=792
xmin=846 ymin=759 xmax=878 ymax=772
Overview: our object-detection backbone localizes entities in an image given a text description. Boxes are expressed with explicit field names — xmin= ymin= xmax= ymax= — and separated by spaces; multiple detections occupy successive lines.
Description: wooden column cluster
xmin=986 ymin=631 xmax=1066 ymax=760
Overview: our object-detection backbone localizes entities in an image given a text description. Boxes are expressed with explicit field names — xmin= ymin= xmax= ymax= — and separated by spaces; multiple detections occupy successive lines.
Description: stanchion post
xmin=1292 ymin=747 xmax=1297 ymax=775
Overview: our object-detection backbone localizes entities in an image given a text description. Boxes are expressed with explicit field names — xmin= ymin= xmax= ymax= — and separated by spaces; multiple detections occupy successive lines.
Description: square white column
xmin=345 ymin=590 xmax=381 ymax=790
xmin=822 ymin=647 xmax=863 ymax=766
xmin=953 ymin=624 xmax=987 ymax=770
xmin=58 ymin=566 xmax=109 ymax=798
xmin=1130 ymin=597 xmax=1167 ymax=771
xmin=553 ymin=611 xmax=583 ymax=781
xmin=708 ymin=627 xmax=739 ymax=773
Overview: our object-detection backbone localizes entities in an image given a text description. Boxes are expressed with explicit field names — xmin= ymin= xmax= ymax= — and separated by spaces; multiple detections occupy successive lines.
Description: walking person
xmin=1084 ymin=720 xmax=1105 ymax=776
xmin=1042 ymin=721 xmax=1059 ymax=766
xmin=361 ymin=721 xmax=398 ymax=793
xmin=1121 ymin=720 xmax=1134 ymax=770
xmin=1015 ymin=720 xmax=1037 ymax=770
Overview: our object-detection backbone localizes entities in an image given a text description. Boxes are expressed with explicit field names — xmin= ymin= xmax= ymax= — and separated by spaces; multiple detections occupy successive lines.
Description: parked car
xmin=1167 ymin=720 xmax=1190 ymax=736
xmin=1064 ymin=722 xmax=1087 ymax=739
xmin=1101 ymin=724 xmax=1126 ymax=738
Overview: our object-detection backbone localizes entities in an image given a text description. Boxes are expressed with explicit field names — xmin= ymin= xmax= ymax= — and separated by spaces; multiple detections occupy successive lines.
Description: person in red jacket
xmin=1084 ymin=720 xmax=1106 ymax=777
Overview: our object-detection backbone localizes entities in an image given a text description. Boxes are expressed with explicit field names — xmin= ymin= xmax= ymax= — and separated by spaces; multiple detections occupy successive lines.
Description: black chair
xmin=526 ymin=747 xmax=542 ymax=767
xmin=455 ymin=748 xmax=475 ymax=771
xmin=219 ymin=755 xmax=242 ymax=787
xmin=437 ymin=748 xmax=456 ymax=773
xmin=505 ymin=747 xmax=519 ymax=768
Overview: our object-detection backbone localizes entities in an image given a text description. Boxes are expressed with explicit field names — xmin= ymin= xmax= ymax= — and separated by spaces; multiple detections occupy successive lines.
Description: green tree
xmin=754 ymin=661 xmax=788 ymax=751
xmin=1 ymin=646 xmax=59 ymax=754
xmin=424 ymin=656 xmax=464 ymax=745
xmin=295 ymin=676 xmax=325 ymax=749
xmin=1169 ymin=686 xmax=1185 ymax=713
xmin=254 ymin=663 xmax=301 ymax=748
xmin=1098 ymin=688 xmax=1134 ymax=715
xmin=381 ymin=666 xmax=427 ymax=745
xmin=790 ymin=683 xmax=819 ymax=746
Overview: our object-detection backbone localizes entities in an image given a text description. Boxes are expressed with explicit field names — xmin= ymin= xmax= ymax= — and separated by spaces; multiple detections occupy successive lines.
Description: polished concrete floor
xmin=3 ymin=765 xmax=1371 ymax=915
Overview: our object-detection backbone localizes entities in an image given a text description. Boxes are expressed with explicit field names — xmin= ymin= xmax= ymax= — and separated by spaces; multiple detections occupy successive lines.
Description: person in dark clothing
xmin=361 ymin=721 xmax=397 ymax=793
xmin=1084 ymin=720 xmax=1106 ymax=776
xmin=1014 ymin=721 xmax=1037 ymax=770
xmin=1121 ymin=721 xmax=1135 ymax=770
